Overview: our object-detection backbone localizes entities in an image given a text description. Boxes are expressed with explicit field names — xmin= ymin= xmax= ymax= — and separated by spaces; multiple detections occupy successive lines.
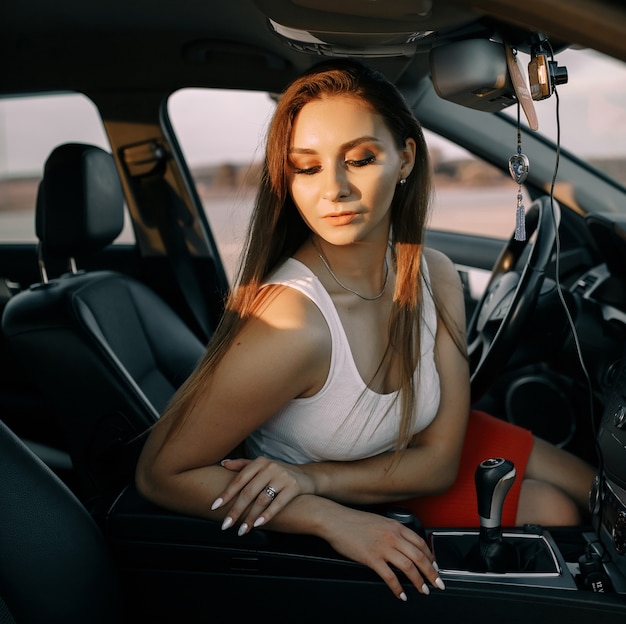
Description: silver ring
xmin=263 ymin=485 xmax=278 ymax=500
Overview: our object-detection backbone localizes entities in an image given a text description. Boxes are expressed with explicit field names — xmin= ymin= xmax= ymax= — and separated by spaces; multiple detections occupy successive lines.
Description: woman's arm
xmin=135 ymin=284 xmax=330 ymax=519
xmin=269 ymin=493 xmax=444 ymax=600
xmin=139 ymin=427 xmax=443 ymax=601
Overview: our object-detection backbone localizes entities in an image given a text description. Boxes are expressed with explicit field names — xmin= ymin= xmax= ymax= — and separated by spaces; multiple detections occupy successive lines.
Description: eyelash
xmin=292 ymin=156 xmax=376 ymax=175
xmin=348 ymin=155 xmax=376 ymax=168
xmin=293 ymin=166 xmax=321 ymax=175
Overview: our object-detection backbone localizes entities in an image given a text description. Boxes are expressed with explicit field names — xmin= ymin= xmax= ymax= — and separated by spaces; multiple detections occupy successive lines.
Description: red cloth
xmin=399 ymin=410 xmax=534 ymax=528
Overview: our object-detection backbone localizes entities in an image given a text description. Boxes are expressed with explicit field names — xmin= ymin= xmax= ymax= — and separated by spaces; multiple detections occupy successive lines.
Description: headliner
xmin=1 ymin=0 xmax=625 ymax=96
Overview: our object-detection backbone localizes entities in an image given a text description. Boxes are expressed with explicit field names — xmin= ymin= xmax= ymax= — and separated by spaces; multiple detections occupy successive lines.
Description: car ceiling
xmin=2 ymin=0 xmax=626 ymax=98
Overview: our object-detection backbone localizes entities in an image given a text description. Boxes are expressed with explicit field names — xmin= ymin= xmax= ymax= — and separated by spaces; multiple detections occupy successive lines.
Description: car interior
xmin=1 ymin=1 xmax=626 ymax=622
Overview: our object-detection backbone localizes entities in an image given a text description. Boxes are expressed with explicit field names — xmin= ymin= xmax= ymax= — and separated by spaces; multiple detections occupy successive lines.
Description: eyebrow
xmin=288 ymin=136 xmax=381 ymax=155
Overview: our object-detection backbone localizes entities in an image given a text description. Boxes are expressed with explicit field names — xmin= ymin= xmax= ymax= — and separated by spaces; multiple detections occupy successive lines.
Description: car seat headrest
xmin=36 ymin=143 xmax=124 ymax=258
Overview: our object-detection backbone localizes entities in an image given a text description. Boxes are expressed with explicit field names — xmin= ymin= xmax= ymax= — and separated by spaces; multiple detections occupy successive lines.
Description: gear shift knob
xmin=475 ymin=457 xmax=516 ymax=529
xmin=471 ymin=458 xmax=519 ymax=573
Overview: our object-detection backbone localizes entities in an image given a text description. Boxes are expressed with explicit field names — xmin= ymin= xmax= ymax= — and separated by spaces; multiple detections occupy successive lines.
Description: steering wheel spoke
xmin=476 ymin=272 xmax=520 ymax=330
xmin=468 ymin=197 xmax=559 ymax=402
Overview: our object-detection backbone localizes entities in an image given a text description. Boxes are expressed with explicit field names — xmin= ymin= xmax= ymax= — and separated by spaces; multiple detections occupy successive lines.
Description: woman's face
xmin=287 ymin=95 xmax=415 ymax=247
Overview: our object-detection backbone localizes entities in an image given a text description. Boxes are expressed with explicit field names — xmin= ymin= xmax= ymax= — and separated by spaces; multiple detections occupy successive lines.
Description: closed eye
xmin=292 ymin=165 xmax=321 ymax=175
xmin=346 ymin=155 xmax=376 ymax=167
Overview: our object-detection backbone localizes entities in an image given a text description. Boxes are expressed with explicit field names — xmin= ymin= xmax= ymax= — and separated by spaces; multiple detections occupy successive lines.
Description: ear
xmin=399 ymin=137 xmax=417 ymax=181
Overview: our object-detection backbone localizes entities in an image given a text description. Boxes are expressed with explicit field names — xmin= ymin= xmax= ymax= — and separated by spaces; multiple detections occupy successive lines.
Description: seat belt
xmin=121 ymin=139 xmax=218 ymax=343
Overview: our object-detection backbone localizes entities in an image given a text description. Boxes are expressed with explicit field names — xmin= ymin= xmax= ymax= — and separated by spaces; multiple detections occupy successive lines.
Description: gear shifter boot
xmin=476 ymin=526 xmax=520 ymax=572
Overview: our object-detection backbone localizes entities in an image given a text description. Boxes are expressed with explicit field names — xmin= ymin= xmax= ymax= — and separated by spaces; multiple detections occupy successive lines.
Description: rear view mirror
xmin=430 ymin=39 xmax=516 ymax=112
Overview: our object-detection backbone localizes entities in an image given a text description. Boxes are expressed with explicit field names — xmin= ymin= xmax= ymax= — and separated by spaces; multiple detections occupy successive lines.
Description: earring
xmin=399 ymin=178 xmax=407 ymax=186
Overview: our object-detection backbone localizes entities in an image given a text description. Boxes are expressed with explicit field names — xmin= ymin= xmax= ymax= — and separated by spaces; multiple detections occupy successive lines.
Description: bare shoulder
xmin=422 ymin=247 xmax=460 ymax=286
xmin=252 ymin=284 xmax=330 ymax=340
xmin=422 ymin=247 xmax=466 ymax=333
xmin=239 ymin=284 xmax=331 ymax=397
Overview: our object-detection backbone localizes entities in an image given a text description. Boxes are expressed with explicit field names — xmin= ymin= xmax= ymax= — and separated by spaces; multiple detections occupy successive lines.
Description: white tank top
xmin=246 ymin=257 xmax=440 ymax=463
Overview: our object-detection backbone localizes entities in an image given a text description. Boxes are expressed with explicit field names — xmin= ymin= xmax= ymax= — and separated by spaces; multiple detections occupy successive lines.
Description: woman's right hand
xmin=319 ymin=506 xmax=445 ymax=601
xmin=212 ymin=456 xmax=316 ymax=533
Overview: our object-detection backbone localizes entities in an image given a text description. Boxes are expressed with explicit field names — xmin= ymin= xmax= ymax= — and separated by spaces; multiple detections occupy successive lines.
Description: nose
xmin=322 ymin=162 xmax=350 ymax=201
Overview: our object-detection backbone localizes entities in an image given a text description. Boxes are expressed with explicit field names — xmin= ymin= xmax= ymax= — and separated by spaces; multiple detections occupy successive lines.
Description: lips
xmin=323 ymin=211 xmax=359 ymax=226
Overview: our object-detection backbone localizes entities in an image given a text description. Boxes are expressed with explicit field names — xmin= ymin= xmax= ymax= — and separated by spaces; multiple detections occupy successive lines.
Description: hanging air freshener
xmin=509 ymin=102 xmax=529 ymax=241
xmin=504 ymin=44 xmax=538 ymax=242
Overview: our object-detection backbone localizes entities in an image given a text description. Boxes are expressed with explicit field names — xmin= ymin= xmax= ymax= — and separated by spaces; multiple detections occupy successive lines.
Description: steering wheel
xmin=467 ymin=196 xmax=559 ymax=403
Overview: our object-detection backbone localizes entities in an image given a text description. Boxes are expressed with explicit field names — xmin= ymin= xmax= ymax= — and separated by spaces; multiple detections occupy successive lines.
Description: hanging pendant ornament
xmin=509 ymin=101 xmax=529 ymax=241
xmin=504 ymin=44 xmax=537 ymax=242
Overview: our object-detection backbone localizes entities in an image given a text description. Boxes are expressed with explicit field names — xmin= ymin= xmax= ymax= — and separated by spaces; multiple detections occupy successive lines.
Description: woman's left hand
xmin=211 ymin=456 xmax=316 ymax=534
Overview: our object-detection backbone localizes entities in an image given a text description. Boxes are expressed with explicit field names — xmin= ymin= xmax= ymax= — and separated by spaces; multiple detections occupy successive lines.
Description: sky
xmin=0 ymin=47 xmax=625 ymax=178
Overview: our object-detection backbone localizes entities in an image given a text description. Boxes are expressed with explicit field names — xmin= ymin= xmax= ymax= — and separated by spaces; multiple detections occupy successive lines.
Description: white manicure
xmin=432 ymin=561 xmax=440 ymax=573
xmin=421 ymin=583 xmax=430 ymax=595
xmin=237 ymin=523 xmax=249 ymax=537
xmin=435 ymin=577 xmax=446 ymax=591
xmin=211 ymin=497 xmax=223 ymax=511
xmin=221 ymin=516 xmax=233 ymax=531
xmin=399 ymin=592 xmax=407 ymax=602
xmin=253 ymin=516 xmax=265 ymax=528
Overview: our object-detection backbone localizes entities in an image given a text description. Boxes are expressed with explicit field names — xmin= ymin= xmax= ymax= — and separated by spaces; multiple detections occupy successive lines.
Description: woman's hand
xmin=211 ymin=456 xmax=316 ymax=534
xmin=320 ymin=506 xmax=445 ymax=601
xmin=212 ymin=459 xmax=444 ymax=600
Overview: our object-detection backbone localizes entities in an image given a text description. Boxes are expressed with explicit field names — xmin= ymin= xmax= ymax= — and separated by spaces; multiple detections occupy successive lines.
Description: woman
xmin=136 ymin=60 xmax=595 ymax=601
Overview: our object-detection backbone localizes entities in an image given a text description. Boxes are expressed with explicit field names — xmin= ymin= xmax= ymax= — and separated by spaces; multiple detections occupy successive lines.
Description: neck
xmin=310 ymin=236 xmax=391 ymax=300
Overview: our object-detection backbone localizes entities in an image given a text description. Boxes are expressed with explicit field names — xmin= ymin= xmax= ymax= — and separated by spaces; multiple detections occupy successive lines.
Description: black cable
xmin=546 ymin=42 xmax=607 ymax=559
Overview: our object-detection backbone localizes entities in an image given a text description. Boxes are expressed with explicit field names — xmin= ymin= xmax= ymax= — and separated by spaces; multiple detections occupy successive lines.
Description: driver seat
xmin=1 ymin=143 xmax=206 ymax=500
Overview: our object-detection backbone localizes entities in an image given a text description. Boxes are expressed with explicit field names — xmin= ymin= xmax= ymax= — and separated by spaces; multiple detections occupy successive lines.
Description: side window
xmin=425 ymin=129 xmax=529 ymax=239
xmin=0 ymin=93 xmax=134 ymax=244
xmin=424 ymin=130 xmax=532 ymax=303
xmin=167 ymin=88 xmax=276 ymax=283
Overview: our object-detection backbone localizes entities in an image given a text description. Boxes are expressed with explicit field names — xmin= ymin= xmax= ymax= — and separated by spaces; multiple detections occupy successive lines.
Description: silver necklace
xmin=312 ymin=239 xmax=389 ymax=301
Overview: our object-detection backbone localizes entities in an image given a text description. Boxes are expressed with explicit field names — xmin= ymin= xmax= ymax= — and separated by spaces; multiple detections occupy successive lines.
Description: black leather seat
xmin=0 ymin=419 xmax=123 ymax=623
xmin=1 ymin=143 xmax=206 ymax=499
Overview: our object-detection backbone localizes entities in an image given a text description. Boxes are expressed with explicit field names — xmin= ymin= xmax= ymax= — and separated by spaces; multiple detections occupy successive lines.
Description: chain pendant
xmin=509 ymin=96 xmax=529 ymax=242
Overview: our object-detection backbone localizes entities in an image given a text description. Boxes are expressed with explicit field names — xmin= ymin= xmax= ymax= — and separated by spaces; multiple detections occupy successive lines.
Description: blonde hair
xmin=161 ymin=60 xmax=435 ymax=451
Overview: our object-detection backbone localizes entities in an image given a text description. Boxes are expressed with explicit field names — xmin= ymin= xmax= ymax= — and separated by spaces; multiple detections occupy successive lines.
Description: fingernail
xmin=435 ymin=577 xmax=446 ymax=591
xmin=237 ymin=523 xmax=249 ymax=537
xmin=432 ymin=561 xmax=440 ymax=573
xmin=220 ymin=459 xmax=233 ymax=466
xmin=253 ymin=516 xmax=265 ymax=528
xmin=421 ymin=583 xmax=430 ymax=596
xmin=211 ymin=497 xmax=223 ymax=511
xmin=221 ymin=516 xmax=233 ymax=531
xmin=399 ymin=592 xmax=407 ymax=602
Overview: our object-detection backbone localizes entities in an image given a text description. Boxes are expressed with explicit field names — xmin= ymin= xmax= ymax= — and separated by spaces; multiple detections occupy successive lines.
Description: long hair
xmin=162 ymin=59 xmax=435 ymax=451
